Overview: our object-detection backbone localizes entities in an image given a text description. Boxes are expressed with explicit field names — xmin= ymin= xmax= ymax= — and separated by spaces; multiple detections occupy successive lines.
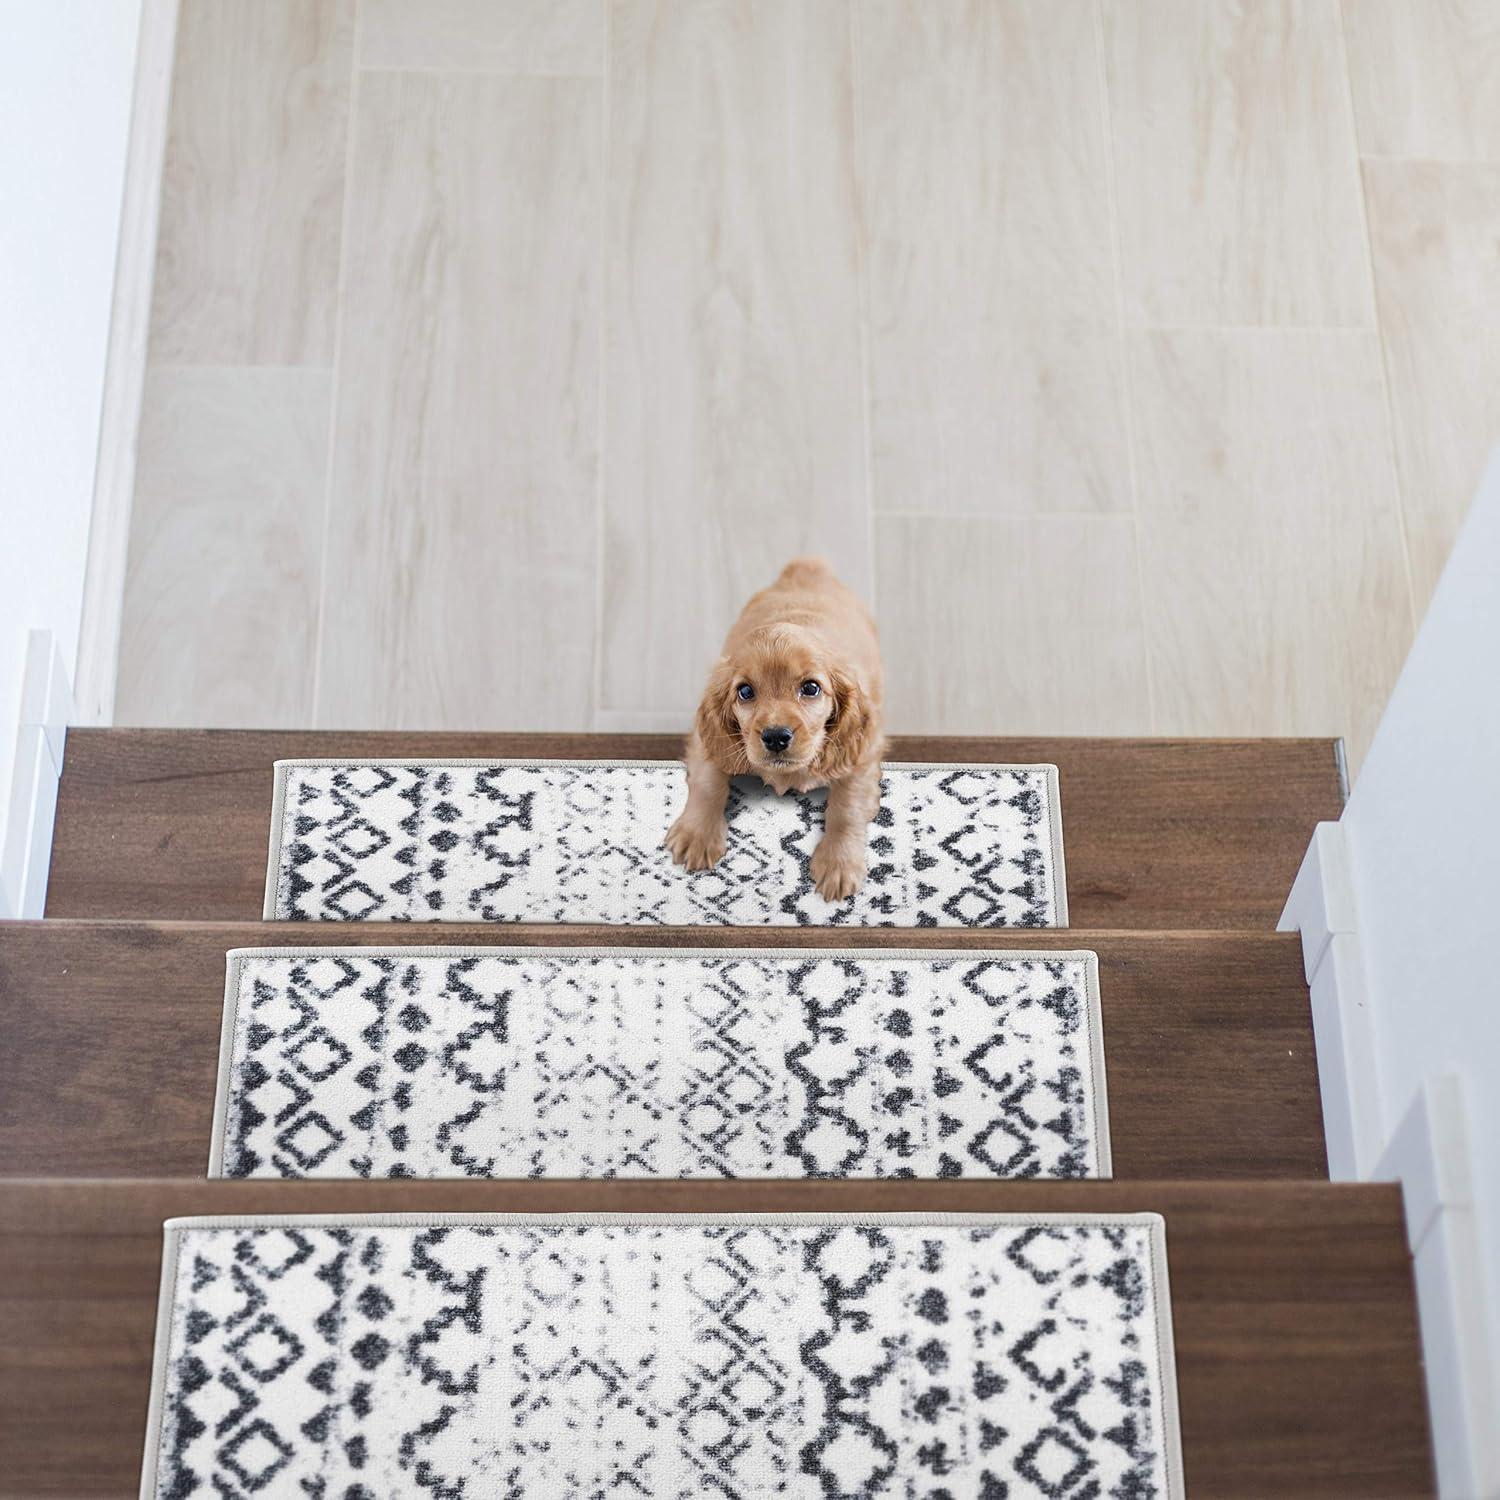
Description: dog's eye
xmin=799 ymin=680 xmax=821 ymax=698
xmin=736 ymin=683 xmax=755 ymax=702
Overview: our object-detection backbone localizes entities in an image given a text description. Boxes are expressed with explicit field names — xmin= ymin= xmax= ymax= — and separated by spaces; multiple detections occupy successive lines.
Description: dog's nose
xmin=761 ymin=725 xmax=794 ymax=754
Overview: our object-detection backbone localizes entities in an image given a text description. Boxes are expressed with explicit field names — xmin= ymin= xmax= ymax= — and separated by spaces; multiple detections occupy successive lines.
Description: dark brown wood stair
xmin=0 ymin=1178 xmax=1433 ymax=1500
xmin=0 ymin=728 xmax=1437 ymax=1496
xmin=45 ymin=729 xmax=1344 ymax=927
xmin=0 ymin=920 xmax=1327 ymax=1181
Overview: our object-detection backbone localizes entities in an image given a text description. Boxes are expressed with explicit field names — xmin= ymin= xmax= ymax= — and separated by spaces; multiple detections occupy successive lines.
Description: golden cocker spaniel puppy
xmin=665 ymin=557 xmax=885 ymax=902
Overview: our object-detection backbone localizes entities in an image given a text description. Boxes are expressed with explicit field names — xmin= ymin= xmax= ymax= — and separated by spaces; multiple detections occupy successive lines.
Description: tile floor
xmin=114 ymin=0 xmax=1500 ymax=775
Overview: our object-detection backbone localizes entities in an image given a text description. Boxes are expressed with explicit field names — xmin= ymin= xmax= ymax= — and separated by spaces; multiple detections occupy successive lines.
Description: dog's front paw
xmin=665 ymin=814 xmax=727 ymax=871
xmin=811 ymin=838 xmax=866 ymax=902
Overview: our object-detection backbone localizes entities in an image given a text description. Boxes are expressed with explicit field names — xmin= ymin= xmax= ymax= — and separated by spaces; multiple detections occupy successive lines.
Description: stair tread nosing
xmin=44 ymin=730 xmax=1344 ymax=927
xmin=0 ymin=1179 xmax=1433 ymax=1500
xmin=0 ymin=921 xmax=1327 ymax=1181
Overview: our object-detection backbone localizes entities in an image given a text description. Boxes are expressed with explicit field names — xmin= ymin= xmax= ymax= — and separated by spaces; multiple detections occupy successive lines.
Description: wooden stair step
xmin=0 ymin=1178 xmax=1431 ymax=1498
xmin=0 ymin=921 xmax=1325 ymax=1180
xmin=44 ymin=730 xmax=1344 ymax=928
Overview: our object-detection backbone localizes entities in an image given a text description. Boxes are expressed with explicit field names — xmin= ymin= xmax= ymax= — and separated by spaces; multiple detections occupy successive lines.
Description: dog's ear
xmin=818 ymin=668 xmax=875 ymax=779
xmin=694 ymin=656 xmax=746 ymax=773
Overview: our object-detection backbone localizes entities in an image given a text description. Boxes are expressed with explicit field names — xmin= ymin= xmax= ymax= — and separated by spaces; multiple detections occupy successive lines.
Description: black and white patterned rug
xmin=143 ymin=1213 xmax=1182 ymax=1498
xmin=210 ymin=948 xmax=1109 ymax=1180
xmin=264 ymin=759 xmax=1068 ymax=926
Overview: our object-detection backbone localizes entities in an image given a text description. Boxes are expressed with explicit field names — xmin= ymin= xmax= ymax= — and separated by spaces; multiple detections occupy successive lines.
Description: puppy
xmin=665 ymin=557 xmax=884 ymax=901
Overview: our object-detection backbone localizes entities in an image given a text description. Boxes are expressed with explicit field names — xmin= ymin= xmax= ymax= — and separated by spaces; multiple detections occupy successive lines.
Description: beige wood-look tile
xmin=150 ymin=0 xmax=352 ymax=365
xmin=602 ymin=0 xmax=870 ymax=713
xmin=1366 ymin=161 xmax=1500 ymax=611
xmin=316 ymin=71 xmax=600 ymax=730
xmin=1343 ymin=0 xmax=1500 ymax=160
xmin=1130 ymin=329 xmax=1412 ymax=767
xmin=875 ymin=515 xmax=1152 ymax=736
xmin=359 ymin=0 xmax=605 ymax=75
xmin=855 ymin=0 xmax=1130 ymax=517
xmin=1103 ymin=0 xmax=1373 ymax=327
xmin=117 ymin=368 xmax=331 ymax=727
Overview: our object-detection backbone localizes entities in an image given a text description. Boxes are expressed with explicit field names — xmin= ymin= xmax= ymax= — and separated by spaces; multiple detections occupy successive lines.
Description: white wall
xmin=1345 ymin=446 xmax=1500 ymax=1493
xmin=1285 ymin=446 xmax=1500 ymax=1495
xmin=1350 ymin=446 xmax=1500 ymax=1309
xmin=0 ymin=0 xmax=142 ymax=912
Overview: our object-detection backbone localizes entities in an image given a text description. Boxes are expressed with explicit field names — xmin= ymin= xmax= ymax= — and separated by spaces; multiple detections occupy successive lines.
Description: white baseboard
xmin=1377 ymin=1078 xmax=1500 ymax=1500
xmin=1 ymin=630 xmax=73 ymax=919
xmin=1279 ymin=819 xmax=1357 ymax=983
xmin=1282 ymin=828 xmax=1499 ymax=1498
xmin=72 ymin=0 xmax=179 ymax=725
xmin=1306 ymin=933 xmax=1385 ymax=1180
xmin=1279 ymin=822 xmax=1384 ymax=1179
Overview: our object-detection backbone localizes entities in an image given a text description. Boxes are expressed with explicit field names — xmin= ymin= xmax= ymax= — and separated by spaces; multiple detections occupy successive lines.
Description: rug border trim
xmin=261 ymin=758 xmax=1070 ymax=925
xmin=138 ymin=1211 xmax=1180 ymax=1500
xmin=207 ymin=946 xmax=1110 ymax=1180
xmin=138 ymin=1210 xmax=185 ymax=1500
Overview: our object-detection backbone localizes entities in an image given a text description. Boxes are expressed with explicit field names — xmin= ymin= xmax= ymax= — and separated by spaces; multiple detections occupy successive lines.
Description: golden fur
xmin=665 ymin=557 xmax=885 ymax=901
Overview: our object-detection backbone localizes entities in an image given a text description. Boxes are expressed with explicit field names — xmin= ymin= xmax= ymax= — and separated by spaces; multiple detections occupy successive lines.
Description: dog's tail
xmin=775 ymin=555 xmax=836 ymax=588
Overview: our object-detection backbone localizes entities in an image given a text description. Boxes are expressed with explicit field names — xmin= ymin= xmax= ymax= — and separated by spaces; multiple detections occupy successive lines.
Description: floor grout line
xmin=1358 ymin=152 xmax=1500 ymax=166
xmin=1092 ymin=0 xmax=1157 ymax=734
xmin=1333 ymin=0 xmax=1421 ymax=639
xmin=143 ymin=362 xmax=338 ymax=374
xmin=589 ymin=0 xmax=611 ymax=732
xmin=873 ymin=509 xmax=1139 ymax=523
xmin=353 ymin=64 xmax=605 ymax=80
xmin=307 ymin=0 xmax=365 ymax=731
xmin=847 ymin=0 xmax=879 ymax=617
xmin=1118 ymin=322 xmax=1380 ymax=335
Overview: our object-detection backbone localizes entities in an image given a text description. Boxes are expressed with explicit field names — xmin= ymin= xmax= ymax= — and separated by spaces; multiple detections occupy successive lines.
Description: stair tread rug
xmin=265 ymin=758 xmax=1068 ymax=926
xmin=211 ymin=947 xmax=1110 ymax=1181
xmin=141 ymin=1211 xmax=1181 ymax=1499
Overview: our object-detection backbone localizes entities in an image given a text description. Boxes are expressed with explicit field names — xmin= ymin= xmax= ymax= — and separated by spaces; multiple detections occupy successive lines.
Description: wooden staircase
xmin=0 ymin=730 xmax=1435 ymax=1496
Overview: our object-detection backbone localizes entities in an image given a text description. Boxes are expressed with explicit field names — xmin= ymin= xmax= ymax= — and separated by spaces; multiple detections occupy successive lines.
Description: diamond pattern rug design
xmin=210 ymin=948 xmax=1109 ymax=1180
xmin=264 ymin=759 xmax=1068 ymax=926
xmin=143 ymin=1214 xmax=1181 ymax=1499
